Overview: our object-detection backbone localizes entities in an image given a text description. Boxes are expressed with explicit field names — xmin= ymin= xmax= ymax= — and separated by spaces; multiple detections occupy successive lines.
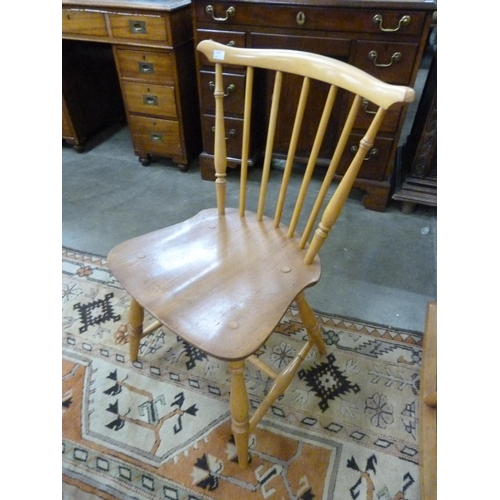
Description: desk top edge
xmin=62 ymin=0 xmax=192 ymax=12
xmin=191 ymin=0 xmax=437 ymax=9
xmin=62 ymin=0 xmax=437 ymax=11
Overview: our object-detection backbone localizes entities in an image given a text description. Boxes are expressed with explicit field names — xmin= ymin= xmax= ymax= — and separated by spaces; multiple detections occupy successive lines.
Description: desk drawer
xmin=199 ymin=70 xmax=245 ymax=115
xmin=128 ymin=115 xmax=182 ymax=156
xmin=195 ymin=2 xmax=426 ymax=36
xmin=109 ymin=13 xmax=169 ymax=43
xmin=115 ymin=48 xmax=175 ymax=84
xmin=122 ymin=82 xmax=177 ymax=119
xmin=354 ymin=41 xmax=419 ymax=84
xmin=338 ymin=134 xmax=394 ymax=181
xmin=202 ymin=114 xmax=243 ymax=158
xmin=62 ymin=10 xmax=107 ymax=37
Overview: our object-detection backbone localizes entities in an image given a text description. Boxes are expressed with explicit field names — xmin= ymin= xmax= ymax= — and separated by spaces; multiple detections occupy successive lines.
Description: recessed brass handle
xmin=351 ymin=145 xmax=379 ymax=160
xmin=209 ymin=81 xmax=236 ymax=96
xmin=143 ymin=95 xmax=158 ymax=106
xmin=373 ymin=14 xmax=411 ymax=32
xmin=129 ymin=20 xmax=146 ymax=33
xmin=206 ymin=5 xmax=235 ymax=21
xmin=362 ymin=99 xmax=377 ymax=115
xmin=296 ymin=11 xmax=306 ymax=25
xmin=369 ymin=50 xmax=402 ymax=68
xmin=150 ymin=133 xmax=163 ymax=142
xmin=139 ymin=62 xmax=154 ymax=73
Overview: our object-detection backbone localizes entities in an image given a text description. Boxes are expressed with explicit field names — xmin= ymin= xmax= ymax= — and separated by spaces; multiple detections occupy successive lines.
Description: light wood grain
xmin=420 ymin=302 xmax=437 ymax=500
xmin=108 ymin=41 xmax=416 ymax=469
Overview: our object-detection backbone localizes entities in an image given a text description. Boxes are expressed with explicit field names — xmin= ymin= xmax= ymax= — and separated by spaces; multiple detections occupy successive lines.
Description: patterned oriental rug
xmin=62 ymin=248 xmax=423 ymax=500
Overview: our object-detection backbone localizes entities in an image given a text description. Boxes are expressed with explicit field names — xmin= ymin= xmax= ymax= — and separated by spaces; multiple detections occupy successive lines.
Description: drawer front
xmin=129 ymin=115 xmax=182 ymax=156
xmin=122 ymin=82 xmax=177 ymax=118
xmin=202 ymin=115 xmax=243 ymax=158
xmin=62 ymin=10 xmax=107 ymax=37
xmin=251 ymin=32 xmax=351 ymax=59
xmin=354 ymin=41 xmax=419 ymax=84
xmin=196 ymin=29 xmax=246 ymax=66
xmin=195 ymin=2 xmax=426 ymax=36
xmin=115 ymin=49 xmax=175 ymax=84
xmin=345 ymin=93 xmax=403 ymax=134
xmin=338 ymin=134 xmax=394 ymax=181
xmin=199 ymin=71 xmax=245 ymax=115
xmin=109 ymin=13 xmax=169 ymax=43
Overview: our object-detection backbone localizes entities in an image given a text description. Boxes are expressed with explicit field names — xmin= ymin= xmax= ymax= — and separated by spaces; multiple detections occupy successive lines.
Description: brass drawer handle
xmin=296 ymin=11 xmax=306 ymax=25
xmin=369 ymin=50 xmax=402 ymax=68
xmin=209 ymin=81 xmax=236 ymax=96
xmin=362 ymin=99 xmax=377 ymax=115
xmin=373 ymin=14 xmax=411 ymax=32
xmin=351 ymin=145 xmax=379 ymax=160
xmin=143 ymin=95 xmax=158 ymax=106
xmin=139 ymin=62 xmax=154 ymax=74
xmin=205 ymin=5 xmax=235 ymax=22
xmin=150 ymin=133 xmax=164 ymax=142
xmin=129 ymin=20 xmax=146 ymax=34
xmin=212 ymin=126 xmax=236 ymax=138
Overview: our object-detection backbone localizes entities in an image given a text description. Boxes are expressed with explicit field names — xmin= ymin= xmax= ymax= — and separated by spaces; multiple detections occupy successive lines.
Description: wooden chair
xmin=108 ymin=40 xmax=415 ymax=469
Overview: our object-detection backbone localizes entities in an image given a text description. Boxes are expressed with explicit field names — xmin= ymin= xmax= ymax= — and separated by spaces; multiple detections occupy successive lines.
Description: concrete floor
xmin=62 ymin=122 xmax=436 ymax=333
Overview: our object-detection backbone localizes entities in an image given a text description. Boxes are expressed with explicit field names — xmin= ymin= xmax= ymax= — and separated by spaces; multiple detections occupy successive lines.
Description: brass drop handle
xmin=372 ymin=14 xmax=411 ymax=32
xmin=209 ymin=81 xmax=236 ymax=96
xmin=129 ymin=20 xmax=146 ymax=33
xmin=351 ymin=145 xmax=379 ymax=160
xmin=296 ymin=11 xmax=306 ymax=25
xmin=362 ymin=99 xmax=377 ymax=115
xmin=206 ymin=5 xmax=235 ymax=21
xmin=369 ymin=50 xmax=402 ymax=68
xmin=212 ymin=126 xmax=236 ymax=138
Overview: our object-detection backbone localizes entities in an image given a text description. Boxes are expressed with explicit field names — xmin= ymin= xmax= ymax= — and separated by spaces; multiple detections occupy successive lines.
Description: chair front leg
xmin=228 ymin=360 xmax=250 ymax=469
xmin=128 ymin=298 xmax=144 ymax=362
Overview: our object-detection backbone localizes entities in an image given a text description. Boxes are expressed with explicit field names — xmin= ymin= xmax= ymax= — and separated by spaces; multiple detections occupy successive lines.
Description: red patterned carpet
xmin=62 ymin=248 xmax=423 ymax=500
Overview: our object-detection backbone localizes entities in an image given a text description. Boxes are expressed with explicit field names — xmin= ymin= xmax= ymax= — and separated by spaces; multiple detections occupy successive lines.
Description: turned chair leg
xmin=228 ymin=360 xmax=250 ymax=469
xmin=128 ymin=298 xmax=144 ymax=362
xmin=295 ymin=291 xmax=327 ymax=355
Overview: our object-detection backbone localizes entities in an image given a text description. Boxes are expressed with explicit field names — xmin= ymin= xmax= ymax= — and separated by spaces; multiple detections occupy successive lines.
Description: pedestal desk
xmin=62 ymin=0 xmax=202 ymax=169
xmin=192 ymin=0 xmax=436 ymax=210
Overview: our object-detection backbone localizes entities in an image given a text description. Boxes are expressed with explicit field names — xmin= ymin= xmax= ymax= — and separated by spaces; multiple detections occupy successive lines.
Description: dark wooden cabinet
xmin=393 ymin=48 xmax=437 ymax=212
xmin=62 ymin=0 xmax=202 ymax=169
xmin=192 ymin=0 xmax=436 ymax=210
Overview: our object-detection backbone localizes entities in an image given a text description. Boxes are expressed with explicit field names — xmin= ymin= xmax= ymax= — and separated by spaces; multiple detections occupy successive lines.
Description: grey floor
xmin=62 ymin=114 xmax=436 ymax=334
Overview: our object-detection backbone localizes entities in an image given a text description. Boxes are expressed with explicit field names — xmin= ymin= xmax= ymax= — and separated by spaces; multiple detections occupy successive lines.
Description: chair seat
xmin=108 ymin=208 xmax=321 ymax=360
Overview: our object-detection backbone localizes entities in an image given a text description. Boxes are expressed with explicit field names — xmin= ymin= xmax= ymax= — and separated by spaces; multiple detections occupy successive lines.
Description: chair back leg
xmin=295 ymin=292 xmax=327 ymax=355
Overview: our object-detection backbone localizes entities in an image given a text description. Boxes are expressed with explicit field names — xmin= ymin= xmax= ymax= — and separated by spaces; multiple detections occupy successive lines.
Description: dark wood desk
xmin=62 ymin=0 xmax=202 ymax=169
xmin=192 ymin=0 xmax=436 ymax=210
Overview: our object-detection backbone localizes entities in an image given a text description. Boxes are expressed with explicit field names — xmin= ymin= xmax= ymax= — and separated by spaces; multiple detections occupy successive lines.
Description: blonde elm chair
xmin=108 ymin=40 xmax=415 ymax=469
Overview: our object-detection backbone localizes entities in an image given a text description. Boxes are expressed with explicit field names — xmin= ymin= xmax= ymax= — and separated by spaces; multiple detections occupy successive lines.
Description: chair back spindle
xmin=198 ymin=41 xmax=415 ymax=262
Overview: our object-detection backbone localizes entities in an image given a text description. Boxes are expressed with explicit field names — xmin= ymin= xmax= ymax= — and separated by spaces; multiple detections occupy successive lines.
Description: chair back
xmin=197 ymin=40 xmax=415 ymax=263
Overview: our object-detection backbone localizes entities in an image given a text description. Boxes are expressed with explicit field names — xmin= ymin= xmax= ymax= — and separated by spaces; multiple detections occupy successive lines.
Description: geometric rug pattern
xmin=62 ymin=248 xmax=423 ymax=500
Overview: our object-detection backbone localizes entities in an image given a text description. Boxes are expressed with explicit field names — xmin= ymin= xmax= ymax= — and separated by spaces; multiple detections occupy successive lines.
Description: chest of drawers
xmin=192 ymin=0 xmax=436 ymax=210
xmin=62 ymin=0 xmax=202 ymax=170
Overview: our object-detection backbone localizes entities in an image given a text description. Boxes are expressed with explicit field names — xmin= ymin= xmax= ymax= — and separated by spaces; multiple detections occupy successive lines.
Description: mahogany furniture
xmin=62 ymin=0 xmax=202 ymax=169
xmin=108 ymin=40 xmax=415 ymax=468
xmin=393 ymin=47 xmax=437 ymax=213
xmin=191 ymin=0 xmax=436 ymax=210
xmin=420 ymin=301 xmax=437 ymax=499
